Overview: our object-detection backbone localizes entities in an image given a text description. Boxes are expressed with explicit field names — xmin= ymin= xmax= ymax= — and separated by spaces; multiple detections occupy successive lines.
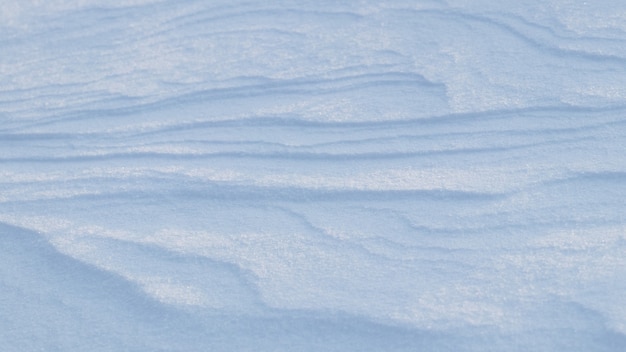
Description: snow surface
xmin=2 ymin=0 xmax=626 ymax=350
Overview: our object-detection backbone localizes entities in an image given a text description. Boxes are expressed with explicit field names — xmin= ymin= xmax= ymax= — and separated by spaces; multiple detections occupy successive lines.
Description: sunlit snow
xmin=2 ymin=0 xmax=626 ymax=351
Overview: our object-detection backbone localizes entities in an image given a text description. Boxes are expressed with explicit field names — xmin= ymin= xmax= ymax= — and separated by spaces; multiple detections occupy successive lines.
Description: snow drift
xmin=1 ymin=0 xmax=626 ymax=350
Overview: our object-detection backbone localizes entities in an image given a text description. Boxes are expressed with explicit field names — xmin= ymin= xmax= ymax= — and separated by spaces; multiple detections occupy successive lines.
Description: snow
xmin=1 ymin=0 xmax=626 ymax=350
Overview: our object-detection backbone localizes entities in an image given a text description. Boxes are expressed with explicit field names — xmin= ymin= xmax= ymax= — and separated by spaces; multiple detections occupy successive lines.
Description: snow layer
xmin=2 ymin=0 xmax=626 ymax=351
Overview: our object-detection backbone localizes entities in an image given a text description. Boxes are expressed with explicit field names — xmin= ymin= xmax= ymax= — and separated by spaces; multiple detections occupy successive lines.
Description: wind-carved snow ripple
xmin=2 ymin=0 xmax=626 ymax=350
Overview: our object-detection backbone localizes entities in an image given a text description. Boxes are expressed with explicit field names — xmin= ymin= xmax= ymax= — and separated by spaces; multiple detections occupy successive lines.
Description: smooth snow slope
xmin=2 ymin=0 xmax=626 ymax=351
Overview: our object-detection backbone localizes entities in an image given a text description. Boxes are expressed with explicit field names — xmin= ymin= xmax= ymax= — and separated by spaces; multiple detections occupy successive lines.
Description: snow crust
xmin=1 ymin=0 xmax=626 ymax=350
